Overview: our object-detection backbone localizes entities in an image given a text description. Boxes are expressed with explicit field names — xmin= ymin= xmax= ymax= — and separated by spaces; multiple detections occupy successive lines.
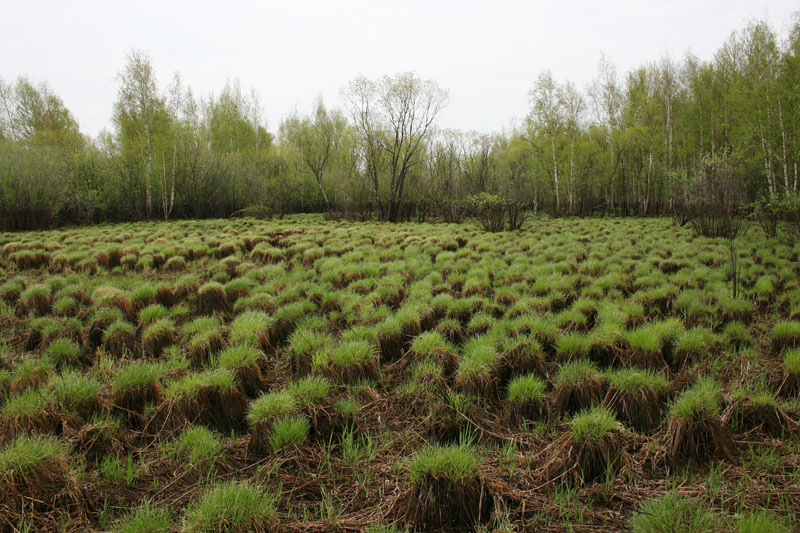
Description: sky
xmin=1 ymin=0 xmax=797 ymax=138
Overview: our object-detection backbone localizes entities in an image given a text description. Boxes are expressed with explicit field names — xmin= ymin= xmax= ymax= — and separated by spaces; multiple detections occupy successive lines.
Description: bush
xmin=464 ymin=193 xmax=526 ymax=232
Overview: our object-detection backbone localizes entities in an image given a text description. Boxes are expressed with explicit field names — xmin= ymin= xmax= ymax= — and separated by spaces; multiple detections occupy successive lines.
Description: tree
xmin=280 ymin=97 xmax=349 ymax=211
xmin=113 ymin=49 xmax=164 ymax=217
xmin=528 ymin=70 xmax=564 ymax=212
xmin=0 ymin=76 xmax=81 ymax=148
xmin=345 ymin=72 xmax=448 ymax=221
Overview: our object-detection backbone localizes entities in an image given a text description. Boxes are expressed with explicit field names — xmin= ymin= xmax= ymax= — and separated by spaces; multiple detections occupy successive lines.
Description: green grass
xmin=409 ymin=443 xmax=480 ymax=485
xmin=784 ymin=348 xmax=800 ymax=374
xmin=1 ymin=389 xmax=50 ymax=421
xmin=606 ymin=368 xmax=669 ymax=393
xmin=553 ymin=359 xmax=602 ymax=387
xmin=629 ymin=492 xmax=718 ymax=532
xmin=174 ymin=425 xmax=224 ymax=465
xmin=555 ymin=332 xmax=592 ymax=360
xmin=229 ymin=311 xmax=271 ymax=348
xmin=569 ymin=407 xmax=622 ymax=441
xmin=43 ymin=338 xmax=81 ymax=366
xmin=138 ymin=304 xmax=168 ymax=326
xmin=772 ymin=321 xmax=800 ymax=346
xmin=103 ymin=320 xmax=136 ymax=344
xmin=216 ymin=345 xmax=261 ymax=370
xmin=113 ymin=361 xmax=164 ymax=393
xmin=45 ymin=371 xmax=101 ymax=413
xmin=507 ymin=374 xmax=547 ymax=404
xmin=671 ymin=377 xmax=723 ymax=420
xmin=674 ymin=326 xmax=719 ymax=354
xmin=183 ymin=480 xmax=276 ymax=532
xmin=164 ymin=369 xmax=235 ymax=401
xmin=287 ymin=375 xmax=331 ymax=408
xmin=411 ymin=331 xmax=456 ymax=358
xmin=268 ymin=415 xmax=310 ymax=451
xmin=329 ymin=340 xmax=378 ymax=368
xmin=113 ymin=501 xmax=172 ymax=533
xmin=247 ymin=390 xmax=297 ymax=424
xmin=0 ymin=435 xmax=68 ymax=476
xmin=457 ymin=336 xmax=497 ymax=378
xmin=737 ymin=511 xmax=790 ymax=533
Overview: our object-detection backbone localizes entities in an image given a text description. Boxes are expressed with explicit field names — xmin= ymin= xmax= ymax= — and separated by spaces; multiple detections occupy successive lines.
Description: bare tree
xmin=345 ymin=72 xmax=448 ymax=221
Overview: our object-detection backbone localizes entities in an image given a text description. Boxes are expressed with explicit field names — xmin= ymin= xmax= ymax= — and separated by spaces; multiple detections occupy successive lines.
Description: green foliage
xmin=45 ymin=370 xmax=101 ymax=413
xmin=606 ymin=368 xmax=669 ymax=393
xmin=330 ymin=340 xmax=377 ymax=368
xmin=554 ymin=359 xmax=602 ymax=387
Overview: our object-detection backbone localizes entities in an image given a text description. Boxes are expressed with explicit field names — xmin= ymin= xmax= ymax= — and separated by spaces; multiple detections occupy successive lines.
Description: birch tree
xmin=528 ymin=70 xmax=564 ymax=213
xmin=113 ymin=49 xmax=162 ymax=217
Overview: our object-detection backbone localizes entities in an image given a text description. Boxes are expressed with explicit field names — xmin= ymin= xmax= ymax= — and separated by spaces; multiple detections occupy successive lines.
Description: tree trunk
xmin=550 ymin=133 xmax=559 ymax=213
xmin=144 ymin=122 xmax=153 ymax=217
xmin=778 ymin=99 xmax=790 ymax=195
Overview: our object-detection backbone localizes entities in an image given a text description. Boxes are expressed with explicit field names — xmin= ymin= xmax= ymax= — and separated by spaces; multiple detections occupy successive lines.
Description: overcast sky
xmin=1 ymin=0 xmax=797 ymax=138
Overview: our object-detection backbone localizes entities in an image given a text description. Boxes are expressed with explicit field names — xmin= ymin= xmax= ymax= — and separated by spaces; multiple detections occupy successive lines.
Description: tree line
xmin=1 ymin=16 xmax=799 ymax=231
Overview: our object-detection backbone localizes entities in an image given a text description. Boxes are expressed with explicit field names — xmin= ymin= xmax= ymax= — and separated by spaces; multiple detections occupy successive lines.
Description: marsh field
xmin=1 ymin=215 xmax=800 ymax=532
